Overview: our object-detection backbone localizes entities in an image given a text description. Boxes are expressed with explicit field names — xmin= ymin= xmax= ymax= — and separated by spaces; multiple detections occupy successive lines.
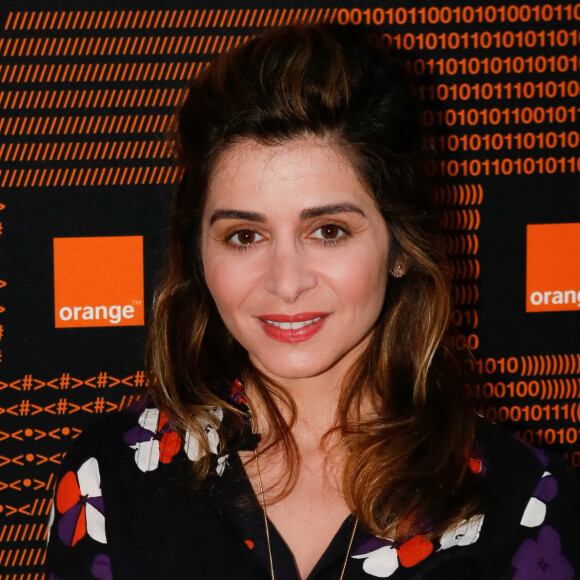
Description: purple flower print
xmin=353 ymin=536 xmax=395 ymax=556
xmin=512 ymin=526 xmax=573 ymax=580
xmin=91 ymin=553 xmax=113 ymax=580
xmin=534 ymin=472 xmax=558 ymax=503
xmin=533 ymin=448 xmax=549 ymax=468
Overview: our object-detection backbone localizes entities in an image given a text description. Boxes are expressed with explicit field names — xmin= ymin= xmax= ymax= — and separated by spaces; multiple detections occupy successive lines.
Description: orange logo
xmin=526 ymin=223 xmax=580 ymax=313
xmin=54 ymin=236 xmax=144 ymax=328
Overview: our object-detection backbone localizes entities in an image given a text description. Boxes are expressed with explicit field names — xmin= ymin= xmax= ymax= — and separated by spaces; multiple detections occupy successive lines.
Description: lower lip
xmin=258 ymin=316 xmax=327 ymax=343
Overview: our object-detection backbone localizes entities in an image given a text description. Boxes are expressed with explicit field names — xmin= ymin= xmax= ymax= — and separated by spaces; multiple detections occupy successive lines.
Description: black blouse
xmin=46 ymin=396 xmax=580 ymax=580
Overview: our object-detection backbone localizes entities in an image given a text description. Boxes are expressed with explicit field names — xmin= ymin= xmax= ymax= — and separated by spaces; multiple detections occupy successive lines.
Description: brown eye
xmin=322 ymin=225 xmax=340 ymax=239
xmin=313 ymin=224 xmax=346 ymax=242
xmin=230 ymin=229 xmax=263 ymax=246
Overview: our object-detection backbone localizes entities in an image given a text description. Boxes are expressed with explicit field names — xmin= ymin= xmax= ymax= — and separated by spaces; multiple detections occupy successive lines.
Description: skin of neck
xmin=245 ymin=373 xmax=341 ymax=450
xmin=245 ymin=330 xmax=375 ymax=447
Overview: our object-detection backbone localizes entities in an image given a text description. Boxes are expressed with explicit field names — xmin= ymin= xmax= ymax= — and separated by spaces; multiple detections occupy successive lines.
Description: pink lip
xmin=258 ymin=312 xmax=328 ymax=343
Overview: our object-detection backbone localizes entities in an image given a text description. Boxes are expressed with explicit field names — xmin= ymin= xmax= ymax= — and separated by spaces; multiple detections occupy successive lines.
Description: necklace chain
xmin=254 ymin=448 xmax=276 ymax=580
xmin=253 ymin=449 xmax=358 ymax=580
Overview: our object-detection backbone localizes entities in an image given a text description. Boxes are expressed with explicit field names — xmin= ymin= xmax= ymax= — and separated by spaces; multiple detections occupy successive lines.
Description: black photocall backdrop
xmin=1 ymin=0 xmax=579 ymax=575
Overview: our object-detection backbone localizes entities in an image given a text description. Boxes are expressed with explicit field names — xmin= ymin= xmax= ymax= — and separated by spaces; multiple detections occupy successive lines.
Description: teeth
xmin=265 ymin=317 xmax=321 ymax=330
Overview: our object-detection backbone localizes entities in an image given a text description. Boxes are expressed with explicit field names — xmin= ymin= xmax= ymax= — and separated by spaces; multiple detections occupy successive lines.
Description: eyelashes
xmin=225 ymin=224 xmax=351 ymax=251
xmin=310 ymin=224 xmax=348 ymax=244
xmin=229 ymin=229 xmax=265 ymax=248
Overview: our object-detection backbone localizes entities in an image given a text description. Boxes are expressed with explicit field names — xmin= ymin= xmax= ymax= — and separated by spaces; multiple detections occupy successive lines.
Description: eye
xmin=311 ymin=224 xmax=347 ymax=242
xmin=229 ymin=229 xmax=264 ymax=247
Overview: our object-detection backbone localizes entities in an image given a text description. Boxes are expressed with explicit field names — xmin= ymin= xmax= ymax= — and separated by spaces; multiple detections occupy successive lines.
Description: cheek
xmin=330 ymin=249 xmax=389 ymax=310
xmin=203 ymin=260 xmax=234 ymax=313
xmin=202 ymin=254 xmax=257 ymax=322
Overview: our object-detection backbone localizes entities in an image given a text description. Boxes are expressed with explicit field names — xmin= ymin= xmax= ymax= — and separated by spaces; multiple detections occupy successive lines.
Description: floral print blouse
xmin=46 ymin=394 xmax=579 ymax=579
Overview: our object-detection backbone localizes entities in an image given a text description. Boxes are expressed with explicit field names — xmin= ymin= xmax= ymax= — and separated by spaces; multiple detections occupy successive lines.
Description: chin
xmin=250 ymin=353 xmax=344 ymax=382
xmin=270 ymin=368 xmax=328 ymax=381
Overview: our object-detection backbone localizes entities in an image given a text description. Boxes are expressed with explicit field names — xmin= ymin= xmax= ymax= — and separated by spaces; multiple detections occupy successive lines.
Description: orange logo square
xmin=526 ymin=223 xmax=580 ymax=313
xmin=54 ymin=236 xmax=144 ymax=328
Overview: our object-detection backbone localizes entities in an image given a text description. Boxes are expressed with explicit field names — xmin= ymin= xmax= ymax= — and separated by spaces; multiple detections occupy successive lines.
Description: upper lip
xmin=258 ymin=312 xmax=327 ymax=323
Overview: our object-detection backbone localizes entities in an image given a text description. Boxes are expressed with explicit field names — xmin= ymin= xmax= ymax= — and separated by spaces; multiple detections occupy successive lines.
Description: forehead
xmin=204 ymin=137 xmax=374 ymax=214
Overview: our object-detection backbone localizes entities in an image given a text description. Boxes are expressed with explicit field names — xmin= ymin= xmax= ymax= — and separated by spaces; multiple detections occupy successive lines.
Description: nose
xmin=262 ymin=243 xmax=317 ymax=303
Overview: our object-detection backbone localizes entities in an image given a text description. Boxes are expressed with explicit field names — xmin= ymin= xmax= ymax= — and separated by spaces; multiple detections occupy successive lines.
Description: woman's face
xmin=201 ymin=138 xmax=392 ymax=385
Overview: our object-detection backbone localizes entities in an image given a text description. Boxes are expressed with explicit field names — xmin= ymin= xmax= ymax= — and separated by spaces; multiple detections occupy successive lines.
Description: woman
xmin=46 ymin=24 xmax=578 ymax=579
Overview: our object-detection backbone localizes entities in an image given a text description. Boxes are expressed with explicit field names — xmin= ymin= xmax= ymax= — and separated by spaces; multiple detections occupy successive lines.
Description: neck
xmin=244 ymin=331 xmax=377 ymax=442
xmin=289 ymin=375 xmax=342 ymax=431
xmin=245 ymin=373 xmax=341 ymax=446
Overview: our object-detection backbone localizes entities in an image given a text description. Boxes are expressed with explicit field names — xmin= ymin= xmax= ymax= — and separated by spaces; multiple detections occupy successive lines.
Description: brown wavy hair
xmin=146 ymin=23 xmax=483 ymax=540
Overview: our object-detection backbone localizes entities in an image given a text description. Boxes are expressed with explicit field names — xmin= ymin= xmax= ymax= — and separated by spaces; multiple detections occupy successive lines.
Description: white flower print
xmin=520 ymin=471 xmax=555 ymax=528
xmin=184 ymin=407 xmax=224 ymax=460
xmin=439 ymin=514 xmax=485 ymax=550
xmin=352 ymin=544 xmax=400 ymax=578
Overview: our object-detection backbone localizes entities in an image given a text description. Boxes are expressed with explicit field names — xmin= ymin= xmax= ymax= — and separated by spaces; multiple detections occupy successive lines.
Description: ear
xmin=389 ymin=260 xmax=409 ymax=278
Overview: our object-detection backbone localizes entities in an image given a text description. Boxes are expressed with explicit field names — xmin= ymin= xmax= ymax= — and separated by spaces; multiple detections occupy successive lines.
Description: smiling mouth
xmin=258 ymin=313 xmax=328 ymax=343
xmin=263 ymin=317 xmax=321 ymax=330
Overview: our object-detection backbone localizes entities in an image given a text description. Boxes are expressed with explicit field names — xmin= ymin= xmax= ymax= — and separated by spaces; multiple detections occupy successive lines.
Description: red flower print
xmin=124 ymin=408 xmax=182 ymax=472
xmin=397 ymin=535 xmax=433 ymax=567
xmin=55 ymin=457 xmax=106 ymax=547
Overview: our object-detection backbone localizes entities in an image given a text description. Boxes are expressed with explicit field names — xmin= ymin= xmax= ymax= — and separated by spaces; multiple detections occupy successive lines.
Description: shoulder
xmin=46 ymin=400 xmax=235 ymax=578
xmin=57 ymin=405 xmax=139 ymax=471
xmin=475 ymin=419 xmax=580 ymax=573
xmin=475 ymin=418 xmax=579 ymax=502
xmin=475 ymin=419 xmax=547 ymax=494
xmin=58 ymin=399 xmax=226 ymax=475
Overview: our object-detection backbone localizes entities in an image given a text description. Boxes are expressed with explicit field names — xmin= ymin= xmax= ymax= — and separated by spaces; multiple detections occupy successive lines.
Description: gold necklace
xmin=253 ymin=449 xmax=358 ymax=580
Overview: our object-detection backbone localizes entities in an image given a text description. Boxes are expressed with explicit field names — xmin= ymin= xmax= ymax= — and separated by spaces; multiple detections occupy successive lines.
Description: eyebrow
xmin=210 ymin=203 xmax=366 ymax=225
xmin=210 ymin=209 xmax=267 ymax=225
xmin=299 ymin=203 xmax=366 ymax=220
